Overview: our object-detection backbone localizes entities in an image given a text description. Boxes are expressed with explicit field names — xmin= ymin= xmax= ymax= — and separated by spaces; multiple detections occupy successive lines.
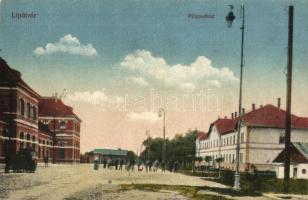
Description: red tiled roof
xmin=196 ymin=131 xmax=208 ymax=140
xmin=211 ymin=104 xmax=308 ymax=135
xmin=214 ymin=118 xmax=237 ymax=135
xmin=242 ymin=104 xmax=308 ymax=129
xmin=39 ymin=97 xmax=81 ymax=121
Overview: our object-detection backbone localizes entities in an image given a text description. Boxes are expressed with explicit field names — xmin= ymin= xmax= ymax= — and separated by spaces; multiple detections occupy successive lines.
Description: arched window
xmin=20 ymin=98 xmax=25 ymax=116
xmin=32 ymin=106 xmax=37 ymax=120
xmin=20 ymin=132 xmax=24 ymax=139
xmin=32 ymin=135 xmax=36 ymax=152
xmin=26 ymin=133 xmax=30 ymax=141
xmin=20 ymin=132 xmax=24 ymax=149
xmin=60 ymin=121 xmax=66 ymax=129
xmin=27 ymin=102 xmax=31 ymax=118
xmin=26 ymin=133 xmax=30 ymax=148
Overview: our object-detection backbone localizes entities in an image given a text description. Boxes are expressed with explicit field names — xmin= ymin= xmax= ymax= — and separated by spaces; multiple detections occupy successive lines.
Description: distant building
xmin=83 ymin=148 xmax=128 ymax=163
xmin=195 ymin=102 xmax=308 ymax=172
xmin=0 ymin=57 xmax=81 ymax=164
xmin=273 ymin=142 xmax=308 ymax=179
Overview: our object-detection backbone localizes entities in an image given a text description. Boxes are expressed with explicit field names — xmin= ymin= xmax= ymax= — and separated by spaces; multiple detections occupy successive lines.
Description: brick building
xmin=0 ymin=57 xmax=81 ymax=163
xmin=39 ymin=97 xmax=81 ymax=163
xmin=195 ymin=102 xmax=308 ymax=172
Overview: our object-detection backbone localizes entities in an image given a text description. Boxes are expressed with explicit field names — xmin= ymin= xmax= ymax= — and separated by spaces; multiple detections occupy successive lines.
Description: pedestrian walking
xmin=161 ymin=161 xmax=165 ymax=172
xmin=145 ymin=159 xmax=150 ymax=172
xmin=119 ymin=159 xmax=124 ymax=170
xmin=131 ymin=159 xmax=135 ymax=171
xmin=103 ymin=159 xmax=107 ymax=168
xmin=115 ymin=159 xmax=119 ymax=170
xmin=44 ymin=156 xmax=49 ymax=167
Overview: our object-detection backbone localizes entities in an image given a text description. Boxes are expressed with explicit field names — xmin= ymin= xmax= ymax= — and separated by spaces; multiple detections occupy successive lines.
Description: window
xmin=60 ymin=121 xmax=66 ymax=129
xmin=20 ymin=132 xmax=24 ymax=149
xmin=279 ymin=132 xmax=285 ymax=144
xmin=302 ymin=169 xmax=306 ymax=174
xmin=20 ymin=98 xmax=25 ymax=116
xmin=27 ymin=102 xmax=31 ymax=118
xmin=241 ymin=133 xmax=244 ymax=143
xmin=20 ymin=132 xmax=24 ymax=139
xmin=26 ymin=133 xmax=30 ymax=148
xmin=233 ymin=135 xmax=235 ymax=144
xmin=240 ymin=153 xmax=243 ymax=163
xmin=32 ymin=106 xmax=37 ymax=120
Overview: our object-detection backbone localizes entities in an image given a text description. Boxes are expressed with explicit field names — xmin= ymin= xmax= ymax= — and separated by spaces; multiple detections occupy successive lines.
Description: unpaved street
xmin=1 ymin=164 xmax=227 ymax=200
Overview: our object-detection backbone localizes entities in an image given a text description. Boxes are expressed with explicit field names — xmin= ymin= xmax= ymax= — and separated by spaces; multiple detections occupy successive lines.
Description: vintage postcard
xmin=0 ymin=0 xmax=308 ymax=199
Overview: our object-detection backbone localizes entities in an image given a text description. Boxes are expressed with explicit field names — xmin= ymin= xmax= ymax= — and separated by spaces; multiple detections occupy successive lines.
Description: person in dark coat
xmin=115 ymin=159 xmax=119 ymax=170
xmin=119 ymin=159 xmax=124 ymax=170
xmin=130 ymin=159 xmax=135 ymax=171
xmin=44 ymin=156 xmax=49 ymax=167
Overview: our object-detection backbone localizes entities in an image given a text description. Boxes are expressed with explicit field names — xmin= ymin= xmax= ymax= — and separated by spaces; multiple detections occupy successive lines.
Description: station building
xmin=0 ymin=57 xmax=81 ymax=163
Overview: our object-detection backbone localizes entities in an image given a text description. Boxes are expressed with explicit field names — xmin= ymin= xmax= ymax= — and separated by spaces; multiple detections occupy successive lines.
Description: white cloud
xmin=179 ymin=82 xmax=196 ymax=91
xmin=66 ymin=90 xmax=123 ymax=105
xmin=126 ymin=76 xmax=149 ymax=86
xmin=127 ymin=111 xmax=159 ymax=123
xmin=34 ymin=34 xmax=97 ymax=56
xmin=207 ymin=80 xmax=222 ymax=88
xmin=120 ymin=50 xmax=238 ymax=90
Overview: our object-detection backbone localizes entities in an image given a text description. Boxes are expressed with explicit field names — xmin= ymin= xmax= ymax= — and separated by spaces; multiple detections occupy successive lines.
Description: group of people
xmin=95 ymin=158 xmax=180 ymax=173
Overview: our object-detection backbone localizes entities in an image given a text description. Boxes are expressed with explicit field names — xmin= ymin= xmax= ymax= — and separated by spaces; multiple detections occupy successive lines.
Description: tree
xmin=126 ymin=151 xmax=137 ymax=162
xmin=215 ymin=157 xmax=224 ymax=178
xmin=139 ymin=130 xmax=198 ymax=170
xmin=204 ymin=156 xmax=212 ymax=170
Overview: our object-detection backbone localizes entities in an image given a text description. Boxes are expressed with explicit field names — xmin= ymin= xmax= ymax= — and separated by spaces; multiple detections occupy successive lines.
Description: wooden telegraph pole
xmin=284 ymin=5 xmax=294 ymax=193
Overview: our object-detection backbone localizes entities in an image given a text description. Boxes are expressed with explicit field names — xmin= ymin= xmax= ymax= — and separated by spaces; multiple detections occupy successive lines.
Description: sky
xmin=0 ymin=0 xmax=308 ymax=153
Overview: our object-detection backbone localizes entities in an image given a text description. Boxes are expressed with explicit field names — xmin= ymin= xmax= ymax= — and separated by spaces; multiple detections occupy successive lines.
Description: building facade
xmin=39 ymin=98 xmax=81 ymax=163
xmin=196 ymin=103 xmax=308 ymax=172
xmin=0 ymin=57 xmax=81 ymax=164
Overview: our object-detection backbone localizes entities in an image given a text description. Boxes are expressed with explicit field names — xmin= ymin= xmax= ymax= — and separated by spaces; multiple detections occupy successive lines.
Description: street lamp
xmin=225 ymin=4 xmax=245 ymax=191
xmin=158 ymin=108 xmax=166 ymax=166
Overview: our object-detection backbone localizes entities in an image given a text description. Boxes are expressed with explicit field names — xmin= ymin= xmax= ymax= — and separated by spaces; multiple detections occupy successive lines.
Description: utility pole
xmin=146 ymin=130 xmax=150 ymax=161
xmin=284 ymin=5 xmax=294 ymax=193
xmin=159 ymin=108 xmax=166 ymax=164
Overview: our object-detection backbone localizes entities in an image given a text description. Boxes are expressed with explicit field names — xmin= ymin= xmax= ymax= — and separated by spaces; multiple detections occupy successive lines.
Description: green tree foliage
xmin=127 ymin=150 xmax=138 ymax=162
xmin=140 ymin=130 xmax=197 ymax=169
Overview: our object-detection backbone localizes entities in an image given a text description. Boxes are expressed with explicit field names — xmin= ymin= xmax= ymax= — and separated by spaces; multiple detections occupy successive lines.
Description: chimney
xmin=277 ymin=98 xmax=281 ymax=109
xmin=242 ymin=108 xmax=245 ymax=115
xmin=231 ymin=113 xmax=234 ymax=119
xmin=235 ymin=112 xmax=237 ymax=118
xmin=252 ymin=104 xmax=255 ymax=111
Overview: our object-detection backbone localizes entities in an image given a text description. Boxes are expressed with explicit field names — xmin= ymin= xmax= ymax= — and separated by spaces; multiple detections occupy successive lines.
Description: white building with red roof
xmin=196 ymin=102 xmax=308 ymax=172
